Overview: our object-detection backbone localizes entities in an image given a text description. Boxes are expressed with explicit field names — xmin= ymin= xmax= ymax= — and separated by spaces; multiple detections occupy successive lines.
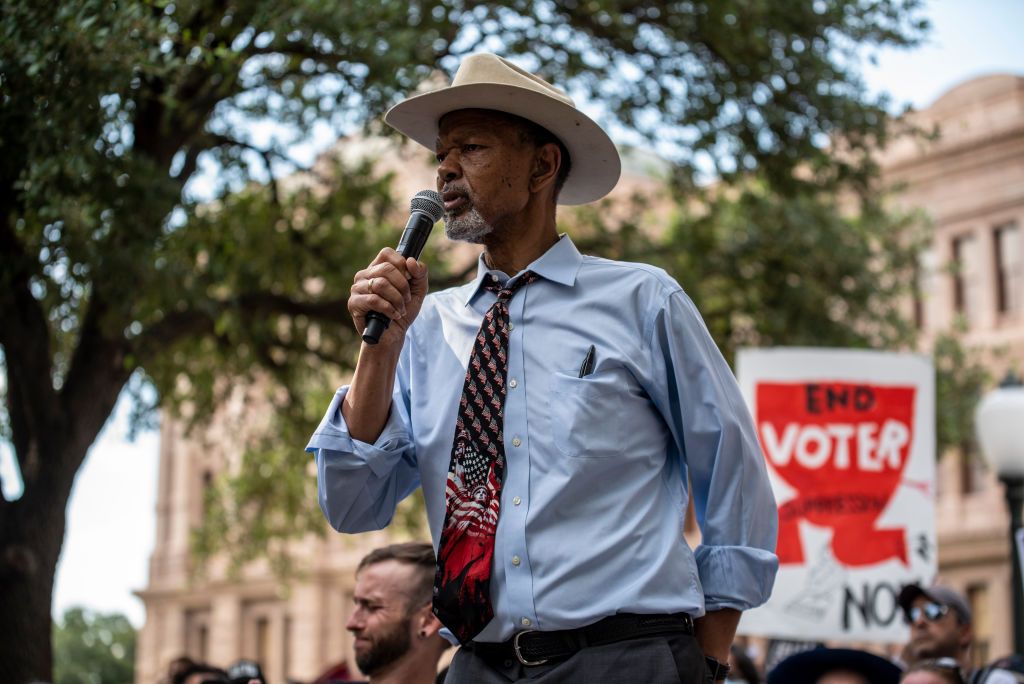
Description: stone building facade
xmin=878 ymin=73 xmax=1024 ymax=666
xmin=135 ymin=73 xmax=1024 ymax=682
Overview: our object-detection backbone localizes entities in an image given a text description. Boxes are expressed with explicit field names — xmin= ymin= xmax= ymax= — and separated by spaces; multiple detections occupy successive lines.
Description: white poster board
xmin=736 ymin=348 xmax=937 ymax=642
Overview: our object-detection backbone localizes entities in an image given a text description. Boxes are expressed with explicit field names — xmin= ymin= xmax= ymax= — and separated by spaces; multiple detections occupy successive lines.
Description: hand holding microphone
xmin=350 ymin=190 xmax=444 ymax=346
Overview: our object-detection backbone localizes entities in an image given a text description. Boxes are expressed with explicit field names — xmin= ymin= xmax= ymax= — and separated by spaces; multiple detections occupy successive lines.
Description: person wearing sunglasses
xmin=898 ymin=584 xmax=974 ymax=677
xmin=900 ymin=584 xmax=1024 ymax=684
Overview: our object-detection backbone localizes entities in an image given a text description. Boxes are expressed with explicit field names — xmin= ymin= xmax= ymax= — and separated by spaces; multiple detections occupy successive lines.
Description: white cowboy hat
xmin=384 ymin=53 xmax=621 ymax=205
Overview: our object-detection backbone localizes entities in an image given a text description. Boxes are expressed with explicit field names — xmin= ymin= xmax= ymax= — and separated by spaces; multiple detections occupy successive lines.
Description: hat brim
xmin=898 ymin=583 xmax=928 ymax=614
xmin=767 ymin=648 xmax=903 ymax=684
xmin=385 ymin=83 xmax=621 ymax=205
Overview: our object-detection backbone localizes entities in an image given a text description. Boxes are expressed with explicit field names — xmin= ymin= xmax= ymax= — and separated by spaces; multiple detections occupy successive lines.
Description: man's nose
xmin=346 ymin=609 xmax=364 ymax=631
xmin=437 ymin=152 xmax=461 ymax=183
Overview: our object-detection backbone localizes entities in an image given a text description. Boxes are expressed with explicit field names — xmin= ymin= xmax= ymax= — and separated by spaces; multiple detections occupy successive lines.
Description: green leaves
xmin=139 ymin=156 xmax=401 ymax=423
xmin=655 ymin=186 xmax=925 ymax=363
xmin=3 ymin=0 xmax=932 ymax=401
xmin=53 ymin=607 xmax=136 ymax=684
xmin=933 ymin=325 xmax=992 ymax=458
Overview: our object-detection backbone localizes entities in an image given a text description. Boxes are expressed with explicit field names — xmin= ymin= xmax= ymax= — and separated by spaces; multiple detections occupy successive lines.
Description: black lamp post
xmin=975 ymin=372 xmax=1024 ymax=655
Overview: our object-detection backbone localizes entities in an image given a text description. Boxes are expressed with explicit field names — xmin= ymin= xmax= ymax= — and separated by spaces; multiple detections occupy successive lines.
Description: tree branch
xmin=241 ymin=42 xmax=341 ymax=61
xmin=182 ymin=0 xmax=231 ymax=42
xmin=205 ymin=133 xmax=288 ymax=205
xmin=175 ymin=143 xmax=204 ymax=183
xmin=59 ymin=296 xmax=133 ymax=470
xmin=0 ymin=218 xmax=57 ymax=483
xmin=132 ymin=292 xmax=352 ymax=364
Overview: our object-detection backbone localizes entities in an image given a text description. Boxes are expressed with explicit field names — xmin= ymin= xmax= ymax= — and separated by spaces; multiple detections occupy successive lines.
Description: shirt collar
xmin=462 ymin=234 xmax=583 ymax=306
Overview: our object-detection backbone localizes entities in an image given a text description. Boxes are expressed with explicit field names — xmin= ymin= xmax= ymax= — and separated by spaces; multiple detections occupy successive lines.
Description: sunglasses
xmin=906 ymin=601 xmax=950 ymax=623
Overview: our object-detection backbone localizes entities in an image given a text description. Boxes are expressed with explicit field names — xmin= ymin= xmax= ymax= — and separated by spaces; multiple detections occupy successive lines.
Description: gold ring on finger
xmin=368 ymin=277 xmax=376 ymax=292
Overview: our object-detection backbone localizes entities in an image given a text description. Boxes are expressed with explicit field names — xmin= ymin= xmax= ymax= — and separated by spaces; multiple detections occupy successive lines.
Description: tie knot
xmin=484 ymin=271 xmax=538 ymax=302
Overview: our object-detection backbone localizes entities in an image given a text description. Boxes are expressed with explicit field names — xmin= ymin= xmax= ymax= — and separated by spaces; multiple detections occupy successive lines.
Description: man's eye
xmin=464 ymin=144 xmax=481 ymax=152
xmin=435 ymin=152 xmax=447 ymax=162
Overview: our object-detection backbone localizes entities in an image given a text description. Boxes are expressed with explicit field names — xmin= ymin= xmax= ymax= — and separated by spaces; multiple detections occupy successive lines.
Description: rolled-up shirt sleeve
xmin=306 ymin=344 xmax=419 ymax=533
xmin=647 ymin=289 xmax=779 ymax=611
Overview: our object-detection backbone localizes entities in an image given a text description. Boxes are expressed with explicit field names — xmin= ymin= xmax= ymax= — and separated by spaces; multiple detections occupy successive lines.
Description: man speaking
xmin=307 ymin=53 xmax=778 ymax=683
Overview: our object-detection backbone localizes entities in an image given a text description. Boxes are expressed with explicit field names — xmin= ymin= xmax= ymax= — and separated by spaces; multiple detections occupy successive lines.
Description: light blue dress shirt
xmin=308 ymin=234 xmax=778 ymax=642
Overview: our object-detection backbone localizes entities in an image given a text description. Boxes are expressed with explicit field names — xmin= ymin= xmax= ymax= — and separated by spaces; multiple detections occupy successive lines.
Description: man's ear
xmin=958 ymin=623 xmax=973 ymax=650
xmin=529 ymin=143 xmax=561 ymax=194
xmin=415 ymin=602 xmax=444 ymax=638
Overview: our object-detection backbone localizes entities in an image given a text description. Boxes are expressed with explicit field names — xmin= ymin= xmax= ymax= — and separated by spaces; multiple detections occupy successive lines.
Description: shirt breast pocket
xmin=547 ymin=366 xmax=629 ymax=459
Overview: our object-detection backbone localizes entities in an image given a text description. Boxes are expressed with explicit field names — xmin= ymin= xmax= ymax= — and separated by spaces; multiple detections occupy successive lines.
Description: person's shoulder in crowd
xmin=972 ymin=654 xmax=1024 ymax=684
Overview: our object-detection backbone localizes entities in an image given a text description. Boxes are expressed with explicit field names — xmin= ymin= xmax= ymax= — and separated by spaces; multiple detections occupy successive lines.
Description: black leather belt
xmin=468 ymin=613 xmax=695 ymax=667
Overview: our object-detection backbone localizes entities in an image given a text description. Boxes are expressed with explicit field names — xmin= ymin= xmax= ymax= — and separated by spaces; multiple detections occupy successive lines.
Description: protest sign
xmin=736 ymin=348 xmax=936 ymax=642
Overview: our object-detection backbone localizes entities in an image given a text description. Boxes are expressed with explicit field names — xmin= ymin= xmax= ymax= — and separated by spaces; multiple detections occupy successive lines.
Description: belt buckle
xmin=513 ymin=630 xmax=548 ymax=666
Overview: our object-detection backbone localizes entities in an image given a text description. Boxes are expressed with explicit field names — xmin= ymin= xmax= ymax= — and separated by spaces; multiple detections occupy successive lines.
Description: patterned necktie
xmin=433 ymin=271 xmax=538 ymax=643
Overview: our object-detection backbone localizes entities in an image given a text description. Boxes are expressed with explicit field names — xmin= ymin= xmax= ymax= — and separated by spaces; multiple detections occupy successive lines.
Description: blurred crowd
xmin=162 ymin=657 xmax=267 ymax=684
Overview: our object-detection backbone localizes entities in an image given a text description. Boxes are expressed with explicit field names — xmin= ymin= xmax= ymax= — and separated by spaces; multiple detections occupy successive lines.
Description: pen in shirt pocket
xmin=578 ymin=344 xmax=596 ymax=378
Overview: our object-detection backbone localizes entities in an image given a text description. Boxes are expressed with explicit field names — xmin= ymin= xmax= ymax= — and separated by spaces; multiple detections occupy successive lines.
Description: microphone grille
xmin=411 ymin=190 xmax=444 ymax=222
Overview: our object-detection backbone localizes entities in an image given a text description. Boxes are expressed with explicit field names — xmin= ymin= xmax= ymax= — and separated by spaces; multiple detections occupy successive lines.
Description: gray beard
xmin=444 ymin=206 xmax=494 ymax=244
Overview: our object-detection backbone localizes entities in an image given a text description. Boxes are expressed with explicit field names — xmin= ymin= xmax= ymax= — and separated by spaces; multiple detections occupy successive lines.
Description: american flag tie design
xmin=433 ymin=271 xmax=538 ymax=643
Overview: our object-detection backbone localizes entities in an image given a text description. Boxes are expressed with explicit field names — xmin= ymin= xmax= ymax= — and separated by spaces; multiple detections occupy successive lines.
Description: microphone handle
xmin=362 ymin=211 xmax=436 ymax=344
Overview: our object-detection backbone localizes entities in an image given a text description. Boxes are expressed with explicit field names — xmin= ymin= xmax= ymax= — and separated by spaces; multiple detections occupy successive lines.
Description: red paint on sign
xmin=756 ymin=382 xmax=916 ymax=567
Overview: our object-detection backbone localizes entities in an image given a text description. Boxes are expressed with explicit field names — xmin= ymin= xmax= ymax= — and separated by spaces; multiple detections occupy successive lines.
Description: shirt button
xmin=512 ymin=555 xmax=521 ymax=566
xmin=508 ymin=322 xmax=515 ymax=331
xmin=512 ymin=496 xmax=522 ymax=506
xmin=521 ymin=618 xmax=531 ymax=627
xmin=509 ymin=379 xmax=518 ymax=389
xmin=511 ymin=437 xmax=522 ymax=447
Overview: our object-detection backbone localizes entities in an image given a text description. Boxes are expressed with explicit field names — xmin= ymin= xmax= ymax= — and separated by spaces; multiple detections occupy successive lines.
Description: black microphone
xmin=362 ymin=189 xmax=444 ymax=345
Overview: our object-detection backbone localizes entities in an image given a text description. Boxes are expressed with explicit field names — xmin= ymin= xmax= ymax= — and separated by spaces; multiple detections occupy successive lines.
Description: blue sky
xmin=0 ymin=0 xmax=1020 ymax=629
xmin=861 ymin=0 xmax=1024 ymax=109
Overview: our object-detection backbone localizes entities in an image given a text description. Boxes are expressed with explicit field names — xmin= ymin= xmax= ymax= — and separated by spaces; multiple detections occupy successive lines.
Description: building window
xmin=283 ymin=616 xmax=292 ymax=675
xmin=192 ymin=469 xmax=215 ymax=525
xmin=198 ymin=625 xmax=208 ymax=662
xmin=959 ymin=450 xmax=986 ymax=495
xmin=915 ymin=247 xmax=940 ymax=331
xmin=967 ymin=583 xmax=990 ymax=667
xmin=242 ymin=600 xmax=283 ymax=679
xmin=951 ymin=233 xmax=981 ymax=325
xmin=185 ymin=609 xmax=211 ymax=661
xmin=994 ymin=222 xmax=1021 ymax=316
xmin=256 ymin=616 xmax=270 ymax=663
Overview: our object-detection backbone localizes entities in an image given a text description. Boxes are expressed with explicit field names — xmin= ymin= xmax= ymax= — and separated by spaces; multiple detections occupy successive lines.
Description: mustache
xmin=440 ymin=185 xmax=468 ymax=199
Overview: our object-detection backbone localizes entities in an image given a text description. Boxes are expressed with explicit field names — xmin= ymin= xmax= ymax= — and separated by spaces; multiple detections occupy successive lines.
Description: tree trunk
xmin=0 ymin=338 xmax=123 ymax=683
xmin=0 ymin=445 xmax=80 ymax=684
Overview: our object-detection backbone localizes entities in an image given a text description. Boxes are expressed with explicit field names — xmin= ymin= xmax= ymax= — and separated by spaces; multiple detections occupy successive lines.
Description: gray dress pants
xmin=444 ymin=631 xmax=714 ymax=684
